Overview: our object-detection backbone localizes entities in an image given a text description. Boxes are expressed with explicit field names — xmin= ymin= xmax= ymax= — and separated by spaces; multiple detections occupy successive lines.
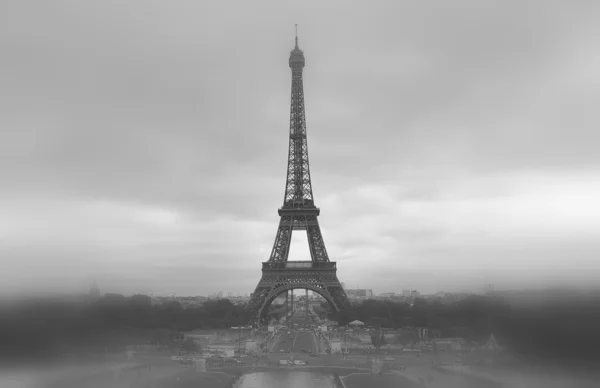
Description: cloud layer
xmin=1 ymin=0 xmax=599 ymax=296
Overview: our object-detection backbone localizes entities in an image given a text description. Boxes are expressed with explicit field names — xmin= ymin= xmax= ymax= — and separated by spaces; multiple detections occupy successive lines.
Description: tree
xmin=181 ymin=338 xmax=199 ymax=353
xmin=370 ymin=327 xmax=385 ymax=352
xmin=161 ymin=300 xmax=183 ymax=312
xmin=335 ymin=309 xmax=358 ymax=326
xmin=101 ymin=293 xmax=127 ymax=305
xmin=7 ymin=291 xmax=600 ymax=364
xmin=129 ymin=294 xmax=152 ymax=307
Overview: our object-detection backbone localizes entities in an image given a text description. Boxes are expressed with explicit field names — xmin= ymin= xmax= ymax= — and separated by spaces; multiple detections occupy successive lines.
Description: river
xmin=237 ymin=371 xmax=337 ymax=388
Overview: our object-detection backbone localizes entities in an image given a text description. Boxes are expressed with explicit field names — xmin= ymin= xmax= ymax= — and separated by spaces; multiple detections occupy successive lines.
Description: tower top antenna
xmin=289 ymin=23 xmax=304 ymax=67
xmin=295 ymin=24 xmax=299 ymax=48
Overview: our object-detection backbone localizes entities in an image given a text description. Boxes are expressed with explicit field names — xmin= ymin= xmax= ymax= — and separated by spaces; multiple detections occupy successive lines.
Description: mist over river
xmin=237 ymin=371 xmax=337 ymax=388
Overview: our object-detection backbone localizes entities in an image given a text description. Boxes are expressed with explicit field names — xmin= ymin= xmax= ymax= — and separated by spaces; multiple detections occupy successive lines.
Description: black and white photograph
xmin=1 ymin=1 xmax=599 ymax=387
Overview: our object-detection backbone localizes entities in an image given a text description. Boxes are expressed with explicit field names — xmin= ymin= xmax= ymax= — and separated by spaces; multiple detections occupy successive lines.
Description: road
xmin=288 ymin=308 xmax=312 ymax=325
xmin=342 ymin=373 xmax=421 ymax=388
xmin=271 ymin=330 xmax=318 ymax=355
xmin=270 ymin=309 xmax=320 ymax=356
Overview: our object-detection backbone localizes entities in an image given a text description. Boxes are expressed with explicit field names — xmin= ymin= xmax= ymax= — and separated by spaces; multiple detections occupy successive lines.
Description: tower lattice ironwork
xmin=247 ymin=32 xmax=350 ymax=324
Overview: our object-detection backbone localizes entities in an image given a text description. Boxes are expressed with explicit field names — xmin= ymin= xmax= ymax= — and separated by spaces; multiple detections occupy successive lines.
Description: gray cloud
xmin=1 ymin=0 xmax=599 ymax=296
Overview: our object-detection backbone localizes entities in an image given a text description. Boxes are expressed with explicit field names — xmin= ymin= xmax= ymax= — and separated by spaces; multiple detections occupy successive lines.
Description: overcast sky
xmin=1 ymin=0 xmax=599 ymax=298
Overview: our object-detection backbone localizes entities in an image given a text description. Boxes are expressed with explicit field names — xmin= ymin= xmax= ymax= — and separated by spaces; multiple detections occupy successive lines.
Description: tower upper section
xmin=282 ymin=28 xmax=315 ymax=209
xmin=289 ymin=35 xmax=305 ymax=70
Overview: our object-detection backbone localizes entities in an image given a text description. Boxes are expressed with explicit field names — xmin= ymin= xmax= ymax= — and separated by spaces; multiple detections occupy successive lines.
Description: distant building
xmin=346 ymin=289 xmax=373 ymax=299
xmin=184 ymin=330 xmax=216 ymax=348
xmin=442 ymin=293 xmax=455 ymax=305
xmin=484 ymin=284 xmax=495 ymax=294
xmin=402 ymin=290 xmax=411 ymax=297
xmin=410 ymin=290 xmax=420 ymax=298
xmin=89 ymin=281 xmax=101 ymax=301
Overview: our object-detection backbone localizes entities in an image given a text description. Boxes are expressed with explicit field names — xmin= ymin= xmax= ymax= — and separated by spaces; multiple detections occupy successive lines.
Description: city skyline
xmin=1 ymin=1 xmax=599 ymax=298
xmin=24 ymin=279 xmax=583 ymax=300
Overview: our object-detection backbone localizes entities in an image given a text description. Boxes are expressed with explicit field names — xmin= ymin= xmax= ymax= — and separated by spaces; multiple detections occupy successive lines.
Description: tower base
xmin=247 ymin=261 xmax=350 ymax=324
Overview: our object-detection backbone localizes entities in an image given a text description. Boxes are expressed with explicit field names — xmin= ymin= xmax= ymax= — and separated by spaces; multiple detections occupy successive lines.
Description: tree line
xmin=316 ymin=294 xmax=600 ymax=363
xmin=0 ymin=294 xmax=256 ymax=361
xmin=2 ymin=292 xmax=600 ymax=363
xmin=0 ymin=293 xmax=295 ymax=362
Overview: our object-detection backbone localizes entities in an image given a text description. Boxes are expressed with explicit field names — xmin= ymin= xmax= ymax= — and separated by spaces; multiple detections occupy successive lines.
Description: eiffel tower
xmin=247 ymin=30 xmax=350 ymax=324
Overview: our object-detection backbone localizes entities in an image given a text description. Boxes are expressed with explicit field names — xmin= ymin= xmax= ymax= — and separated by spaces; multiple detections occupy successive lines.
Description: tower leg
xmin=285 ymin=291 xmax=289 ymax=322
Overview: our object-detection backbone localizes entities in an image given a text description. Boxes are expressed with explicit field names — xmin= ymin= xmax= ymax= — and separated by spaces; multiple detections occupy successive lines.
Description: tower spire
xmin=286 ymin=25 xmax=309 ymax=206
xmin=289 ymin=25 xmax=304 ymax=68
xmin=295 ymin=24 xmax=299 ymax=48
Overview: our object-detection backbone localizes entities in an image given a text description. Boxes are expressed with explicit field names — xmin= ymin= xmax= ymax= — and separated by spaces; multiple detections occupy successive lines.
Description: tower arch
xmin=257 ymin=283 xmax=339 ymax=321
